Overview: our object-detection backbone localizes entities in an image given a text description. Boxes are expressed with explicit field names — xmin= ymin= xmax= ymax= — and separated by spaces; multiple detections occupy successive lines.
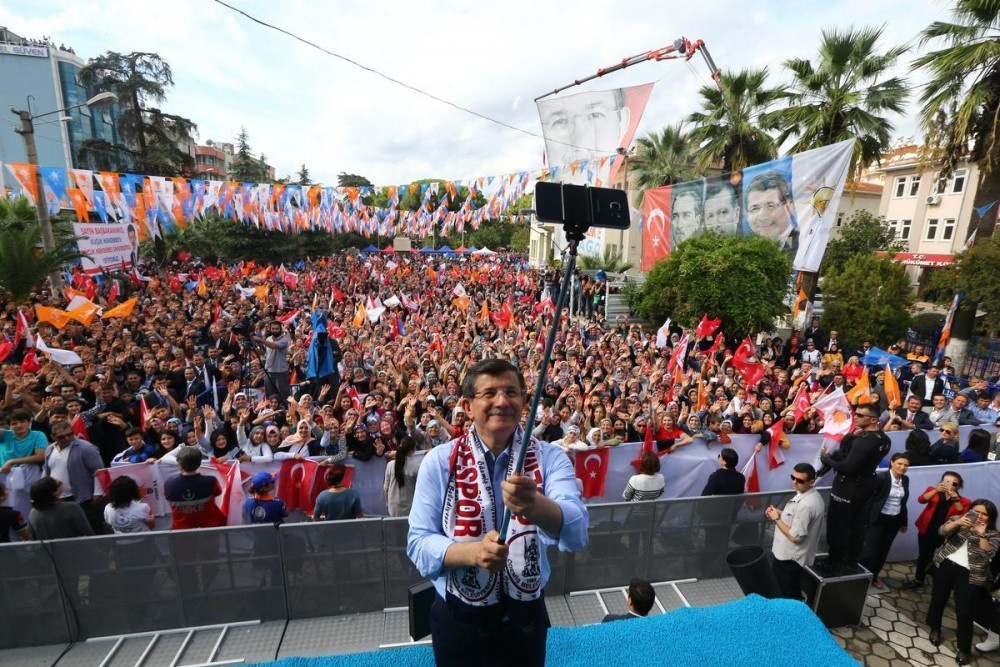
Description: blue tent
xmin=438 ymin=245 xmax=456 ymax=256
xmin=465 ymin=246 xmax=478 ymax=254
xmin=860 ymin=347 xmax=908 ymax=369
xmin=418 ymin=246 xmax=436 ymax=253
xmin=361 ymin=244 xmax=379 ymax=253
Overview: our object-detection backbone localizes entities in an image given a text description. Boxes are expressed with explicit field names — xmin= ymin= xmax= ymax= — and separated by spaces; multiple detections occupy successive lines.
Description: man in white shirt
xmin=766 ymin=463 xmax=826 ymax=599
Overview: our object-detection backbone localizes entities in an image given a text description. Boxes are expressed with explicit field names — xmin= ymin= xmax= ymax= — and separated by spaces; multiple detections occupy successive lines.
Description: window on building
xmin=900 ymin=219 xmax=911 ymax=241
xmin=909 ymin=176 xmax=921 ymax=197
xmin=894 ymin=177 xmax=906 ymax=198
xmin=925 ymin=218 xmax=938 ymax=240
xmin=942 ymin=218 xmax=956 ymax=241
xmin=952 ymin=169 xmax=967 ymax=194
xmin=836 ymin=213 xmax=844 ymax=227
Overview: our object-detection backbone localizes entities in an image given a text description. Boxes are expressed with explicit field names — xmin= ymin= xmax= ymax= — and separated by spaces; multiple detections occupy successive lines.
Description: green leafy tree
xmin=820 ymin=254 xmax=912 ymax=348
xmin=688 ymin=68 xmax=784 ymax=172
xmin=149 ymin=214 xmax=370 ymax=265
xmin=914 ymin=0 xmax=1000 ymax=176
xmin=337 ymin=173 xmax=374 ymax=188
xmin=0 ymin=197 xmax=89 ymax=303
xmin=633 ymin=232 xmax=790 ymax=340
xmin=77 ymin=52 xmax=197 ymax=177
xmin=822 ymin=210 xmax=905 ymax=274
xmin=920 ymin=239 xmax=1000 ymax=334
xmin=762 ymin=26 xmax=908 ymax=184
xmin=230 ymin=127 xmax=269 ymax=183
xmin=296 ymin=164 xmax=312 ymax=186
xmin=631 ymin=124 xmax=697 ymax=205
xmin=579 ymin=246 xmax=635 ymax=273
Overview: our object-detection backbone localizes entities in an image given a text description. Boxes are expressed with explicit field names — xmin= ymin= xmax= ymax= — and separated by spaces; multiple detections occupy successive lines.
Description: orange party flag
xmin=845 ymin=367 xmax=871 ymax=405
xmin=66 ymin=300 xmax=100 ymax=326
xmin=883 ymin=364 xmax=901 ymax=408
xmin=35 ymin=305 xmax=72 ymax=329
xmin=101 ymin=297 xmax=138 ymax=319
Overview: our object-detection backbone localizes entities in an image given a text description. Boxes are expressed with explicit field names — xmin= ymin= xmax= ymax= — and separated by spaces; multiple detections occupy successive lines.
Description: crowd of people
xmin=1 ymin=249 xmax=999 ymax=660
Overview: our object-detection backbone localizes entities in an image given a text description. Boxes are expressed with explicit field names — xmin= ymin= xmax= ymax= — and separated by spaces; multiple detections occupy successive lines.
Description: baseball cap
xmin=250 ymin=471 xmax=277 ymax=490
xmin=566 ymin=425 xmax=580 ymax=435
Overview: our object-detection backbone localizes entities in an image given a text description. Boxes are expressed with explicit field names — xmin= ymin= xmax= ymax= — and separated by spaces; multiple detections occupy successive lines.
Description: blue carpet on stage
xmin=250 ymin=594 xmax=858 ymax=667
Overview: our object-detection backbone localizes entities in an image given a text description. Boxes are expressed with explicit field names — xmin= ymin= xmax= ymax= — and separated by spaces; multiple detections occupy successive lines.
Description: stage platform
xmin=2 ymin=565 xmax=992 ymax=666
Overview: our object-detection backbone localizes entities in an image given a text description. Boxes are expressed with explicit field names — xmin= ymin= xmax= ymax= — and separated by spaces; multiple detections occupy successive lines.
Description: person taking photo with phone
xmin=904 ymin=471 xmax=971 ymax=589
xmin=924 ymin=500 xmax=1000 ymax=664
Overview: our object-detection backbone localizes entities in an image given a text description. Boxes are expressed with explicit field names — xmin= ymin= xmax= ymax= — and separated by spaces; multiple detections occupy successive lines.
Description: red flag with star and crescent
xmin=732 ymin=337 xmax=765 ymax=387
xmin=575 ymin=448 xmax=610 ymax=498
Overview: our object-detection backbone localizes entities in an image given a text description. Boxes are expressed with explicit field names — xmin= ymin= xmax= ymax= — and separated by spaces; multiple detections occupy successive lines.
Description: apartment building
xmin=872 ymin=145 xmax=979 ymax=285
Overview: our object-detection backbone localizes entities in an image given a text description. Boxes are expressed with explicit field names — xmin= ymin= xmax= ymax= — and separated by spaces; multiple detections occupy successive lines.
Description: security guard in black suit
xmin=818 ymin=403 xmax=891 ymax=574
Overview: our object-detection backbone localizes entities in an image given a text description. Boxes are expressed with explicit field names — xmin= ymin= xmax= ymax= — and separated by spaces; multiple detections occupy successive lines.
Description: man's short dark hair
xmin=745 ymin=170 xmax=791 ymax=202
xmin=8 ymin=409 xmax=31 ymax=423
xmin=176 ymin=446 xmax=203 ymax=472
xmin=890 ymin=452 xmax=911 ymax=463
xmin=460 ymin=359 xmax=526 ymax=399
xmin=720 ymin=447 xmax=738 ymax=470
xmin=793 ymin=462 xmax=816 ymax=481
xmin=628 ymin=578 xmax=655 ymax=616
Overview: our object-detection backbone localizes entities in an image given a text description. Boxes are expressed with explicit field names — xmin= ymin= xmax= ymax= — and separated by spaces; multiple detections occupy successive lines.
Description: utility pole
xmin=12 ymin=108 xmax=64 ymax=293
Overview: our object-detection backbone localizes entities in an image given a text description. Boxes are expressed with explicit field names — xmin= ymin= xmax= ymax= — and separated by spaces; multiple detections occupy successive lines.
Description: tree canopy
xmin=0 ymin=197 xmax=88 ymax=303
xmin=77 ymin=51 xmax=197 ymax=176
xmin=230 ymin=127 xmax=271 ymax=183
xmin=631 ymin=232 xmax=791 ymax=340
xmin=687 ymin=68 xmax=784 ymax=173
xmin=822 ymin=210 xmax=905 ymax=274
xmin=914 ymin=0 xmax=1000 ymax=175
xmin=820 ymin=253 xmax=912 ymax=348
xmin=762 ymin=25 xmax=909 ymax=184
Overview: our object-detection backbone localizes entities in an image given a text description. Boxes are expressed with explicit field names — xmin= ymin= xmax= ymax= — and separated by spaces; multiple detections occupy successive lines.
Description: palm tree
xmin=0 ymin=197 xmax=88 ymax=303
xmin=913 ymin=0 xmax=1000 ymax=175
xmin=630 ymin=124 xmax=696 ymax=205
xmin=579 ymin=246 xmax=634 ymax=273
xmin=763 ymin=25 xmax=909 ymax=183
xmin=687 ymin=68 xmax=785 ymax=173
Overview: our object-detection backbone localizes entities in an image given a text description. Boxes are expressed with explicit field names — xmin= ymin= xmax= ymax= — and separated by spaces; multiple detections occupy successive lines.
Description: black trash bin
xmin=725 ymin=545 xmax=781 ymax=599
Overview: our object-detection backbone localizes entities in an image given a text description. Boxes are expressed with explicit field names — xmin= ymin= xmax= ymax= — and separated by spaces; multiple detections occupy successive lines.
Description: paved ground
xmin=832 ymin=562 xmax=999 ymax=666
xmin=1 ymin=562 xmax=997 ymax=666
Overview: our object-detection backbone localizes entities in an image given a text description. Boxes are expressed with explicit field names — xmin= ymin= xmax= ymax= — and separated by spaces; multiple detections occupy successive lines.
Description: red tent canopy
xmin=380 ymin=246 xmax=395 ymax=253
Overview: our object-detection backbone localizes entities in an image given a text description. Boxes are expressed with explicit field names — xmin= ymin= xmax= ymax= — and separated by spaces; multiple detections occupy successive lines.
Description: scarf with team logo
xmin=442 ymin=424 xmax=545 ymax=607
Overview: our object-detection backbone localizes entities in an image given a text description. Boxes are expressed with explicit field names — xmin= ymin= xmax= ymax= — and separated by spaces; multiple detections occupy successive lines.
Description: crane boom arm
xmin=534 ymin=37 xmax=721 ymax=101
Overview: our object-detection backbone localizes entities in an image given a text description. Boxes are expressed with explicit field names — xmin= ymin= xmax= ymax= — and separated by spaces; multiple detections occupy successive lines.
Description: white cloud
xmin=9 ymin=0 xmax=950 ymax=185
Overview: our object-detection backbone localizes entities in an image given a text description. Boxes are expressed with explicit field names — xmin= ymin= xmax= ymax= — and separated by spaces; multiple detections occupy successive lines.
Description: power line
xmin=210 ymin=0 xmax=605 ymax=154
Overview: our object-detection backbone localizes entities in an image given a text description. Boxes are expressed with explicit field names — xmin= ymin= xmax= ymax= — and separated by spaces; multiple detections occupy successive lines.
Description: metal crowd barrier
xmin=0 ymin=488 xmax=824 ymax=649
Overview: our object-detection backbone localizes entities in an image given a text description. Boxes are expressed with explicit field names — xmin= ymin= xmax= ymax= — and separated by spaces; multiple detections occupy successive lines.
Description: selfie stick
xmin=498 ymin=225 xmax=585 ymax=544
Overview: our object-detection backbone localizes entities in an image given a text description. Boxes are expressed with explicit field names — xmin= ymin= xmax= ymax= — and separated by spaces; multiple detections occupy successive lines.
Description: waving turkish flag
xmin=667 ymin=334 xmax=689 ymax=373
xmin=575 ymin=448 xmax=610 ymax=498
xmin=732 ymin=337 xmax=765 ymax=387
xmin=764 ymin=420 xmax=786 ymax=470
xmin=791 ymin=383 xmax=811 ymax=425
xmin=695 ymin=313 xmax=722 ymax=338
xmin=277 ymin=459 xmax=322 ymax=512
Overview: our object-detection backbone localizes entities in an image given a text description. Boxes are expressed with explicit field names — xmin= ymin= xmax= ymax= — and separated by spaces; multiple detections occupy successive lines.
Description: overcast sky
xmin=7 ymin=0 xmax=952 ymax=186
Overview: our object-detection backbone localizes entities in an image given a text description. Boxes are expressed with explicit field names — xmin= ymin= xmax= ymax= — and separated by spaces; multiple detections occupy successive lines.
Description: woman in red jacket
xmin=903 ymin=470 xmax=971 ymax=589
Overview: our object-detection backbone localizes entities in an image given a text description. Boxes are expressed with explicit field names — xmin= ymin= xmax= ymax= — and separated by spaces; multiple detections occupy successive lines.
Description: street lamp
xmin=10 ymin=91 xmax=119 ymax=293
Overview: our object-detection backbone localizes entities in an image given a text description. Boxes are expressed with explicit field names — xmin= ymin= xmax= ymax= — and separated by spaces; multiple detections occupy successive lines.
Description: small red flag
xmin=575 ymin=448 xmax=610 ymax=498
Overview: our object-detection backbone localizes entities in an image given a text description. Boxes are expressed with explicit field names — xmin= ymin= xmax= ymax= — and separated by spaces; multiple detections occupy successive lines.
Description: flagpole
xmin=499 ymin=233 xmax=581 ymax=544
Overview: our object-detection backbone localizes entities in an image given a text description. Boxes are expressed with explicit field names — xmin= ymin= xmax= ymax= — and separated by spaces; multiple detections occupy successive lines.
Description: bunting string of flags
xmin=2 ymin=153 xmax=615 ymax=241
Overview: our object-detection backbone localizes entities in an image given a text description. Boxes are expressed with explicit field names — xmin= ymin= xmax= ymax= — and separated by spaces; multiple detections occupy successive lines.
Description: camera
xmin=232 ymin=316 xmax=253 ymax=338
xmin=535 ymin=182 xmax=630 ymax=230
